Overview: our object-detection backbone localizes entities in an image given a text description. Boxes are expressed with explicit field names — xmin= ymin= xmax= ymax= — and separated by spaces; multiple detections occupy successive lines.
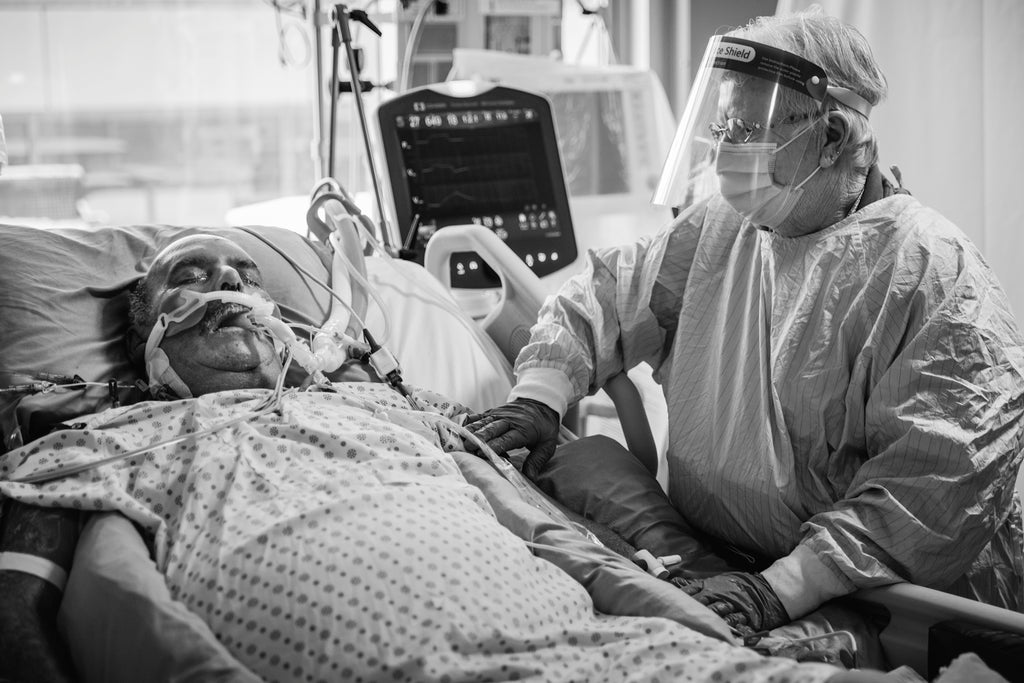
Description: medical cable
xmin=11 ymin=337 xmax=299 ymax=487
xmin=252 ymin=230 xmax=576 ymax=536
xmin=0 ymin=380 xmax=135 ymax=396
xmin=305 ymin=189 xmax=510 ymax=385
xmin=523 ymin=542 xmax=685 ymax=585
xmin=237 ymin=224 xmax=376 ymax=334
xmin=10 ymin=388 xmax=296 ymax=485
xmin=360 ymin=328 xmax=422 ymax=411
xmin=237 ymin=224 xmax=392 ymax=347
xmin=247 ymin=195 xmax=512 ymax=390
xmin=269 ymin=0 xmax=311 ymax=68
xmin=346 ymin=214 xmax=567 ymax=441
xmin=406 ymin=408 xmax=601 ymax=546
xmin=341 ymin=206 xmax=516 ymax=387
xmin=522 ymin=540 xmax=616 ymax=565
xmin=344 ymin=396 xmax=575 ymax=529
xmin=329 ymin=397 xmax=547 ymax=515
xmin=310 ymin=183 xmax=377 ymax=242
xmin=397 ymin=0 xmax=437 ymax=94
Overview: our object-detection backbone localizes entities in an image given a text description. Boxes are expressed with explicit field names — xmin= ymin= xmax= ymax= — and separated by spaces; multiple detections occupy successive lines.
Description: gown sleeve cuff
xmin=761 ymin=544 xmax=855 ymax=620
xmin=508 ymin=368 xmax=574 ymax=419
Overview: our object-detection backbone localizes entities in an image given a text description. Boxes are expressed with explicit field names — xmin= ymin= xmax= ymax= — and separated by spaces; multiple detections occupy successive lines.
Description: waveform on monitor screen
xmin=413 ymin=132 xmax=467 ymax=145
xmin=429 ymin=190 xmax=477 ymax=209
xmin=421 ymin=164 xmax=471 ymax=175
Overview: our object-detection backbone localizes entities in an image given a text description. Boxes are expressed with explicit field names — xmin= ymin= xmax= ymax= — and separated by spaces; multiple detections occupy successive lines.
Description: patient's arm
xmin=0 ymin=499 xmax=83 ymax=682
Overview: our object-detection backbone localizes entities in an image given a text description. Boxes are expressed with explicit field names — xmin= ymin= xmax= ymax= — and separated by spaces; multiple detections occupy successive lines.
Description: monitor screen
xmin=378 ymin=84 xmax=577 ymax=288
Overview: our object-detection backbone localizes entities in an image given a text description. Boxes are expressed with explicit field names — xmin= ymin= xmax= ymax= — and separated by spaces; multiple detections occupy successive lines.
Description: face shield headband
xmin=651 ymin=35 xmax=871 ymax=211
xmin=143 ymin=289 xmax=278 ymax=398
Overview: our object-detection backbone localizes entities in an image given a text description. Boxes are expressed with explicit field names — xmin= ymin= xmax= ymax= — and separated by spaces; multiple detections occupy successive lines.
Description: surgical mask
xmin=715 ymin=120 xmax=822 ymax=229
xmin=144 ymin=290 xmax=276 ymax=398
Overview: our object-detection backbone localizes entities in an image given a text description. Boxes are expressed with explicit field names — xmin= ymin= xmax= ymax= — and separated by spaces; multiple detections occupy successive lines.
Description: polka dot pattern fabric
xmin=0 ymin=384 xmax=839 ymax=683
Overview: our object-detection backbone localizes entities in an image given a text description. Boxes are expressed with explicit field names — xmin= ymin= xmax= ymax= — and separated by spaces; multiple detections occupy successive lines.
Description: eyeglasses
xmin=708 ymin=112 xmax=817 ymax=145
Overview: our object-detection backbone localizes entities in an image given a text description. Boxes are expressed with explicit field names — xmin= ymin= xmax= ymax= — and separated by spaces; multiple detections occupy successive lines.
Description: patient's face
xmin=142 ymin=235 xmax=283 ymax=395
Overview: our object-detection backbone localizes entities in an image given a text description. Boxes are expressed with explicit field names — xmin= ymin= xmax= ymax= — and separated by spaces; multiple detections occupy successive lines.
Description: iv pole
xmin=327 ymin=4 xmax=400 ymax=254
xmin=309 ymin=0 xmax=329 ymax=179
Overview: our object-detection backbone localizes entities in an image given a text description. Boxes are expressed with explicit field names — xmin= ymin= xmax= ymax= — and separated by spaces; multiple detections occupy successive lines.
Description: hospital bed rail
xmin=851 ymin=582 xmax=1024 ymax=679
xmin=423 ymin=223 xmax=660 ymax=476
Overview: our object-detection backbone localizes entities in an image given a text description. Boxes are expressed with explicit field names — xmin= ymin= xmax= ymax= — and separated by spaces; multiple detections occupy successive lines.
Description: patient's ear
xmin=124 ymin=278 xmax=151 ymax=372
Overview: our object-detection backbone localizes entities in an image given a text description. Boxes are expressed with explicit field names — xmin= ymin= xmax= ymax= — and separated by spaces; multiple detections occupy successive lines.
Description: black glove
xmin=463 ymin=398 xmax=560 ymax=480
xmin=671 ymin=571 xmax=790 ymax=635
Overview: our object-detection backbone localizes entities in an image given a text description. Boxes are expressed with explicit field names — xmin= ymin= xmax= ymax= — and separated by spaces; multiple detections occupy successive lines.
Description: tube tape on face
xmin=143 ymin=290 xmax=276 ymax=398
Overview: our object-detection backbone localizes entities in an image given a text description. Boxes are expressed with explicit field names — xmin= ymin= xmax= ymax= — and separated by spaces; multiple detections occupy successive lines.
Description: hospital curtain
xmin=774 ymin=0 xmax=1024 ymax=498
xmin=775 ymin=0 xmax=1024 ymax=318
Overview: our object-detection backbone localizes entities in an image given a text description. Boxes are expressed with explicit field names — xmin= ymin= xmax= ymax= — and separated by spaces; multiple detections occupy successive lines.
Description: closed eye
xmin=239 ymin=270 xmax=263 ymax=288
xmin=172 ymin=267 xmax=208 ymax=286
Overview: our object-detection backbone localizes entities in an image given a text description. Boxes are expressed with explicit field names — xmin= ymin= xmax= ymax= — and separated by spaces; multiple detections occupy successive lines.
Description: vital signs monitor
xmin=377 ymin=82 xmax=577 ymax=288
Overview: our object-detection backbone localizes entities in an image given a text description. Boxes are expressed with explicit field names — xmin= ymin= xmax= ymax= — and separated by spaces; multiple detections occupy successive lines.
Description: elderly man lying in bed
xmin=0 ymin=234 xmax=915 ymax=683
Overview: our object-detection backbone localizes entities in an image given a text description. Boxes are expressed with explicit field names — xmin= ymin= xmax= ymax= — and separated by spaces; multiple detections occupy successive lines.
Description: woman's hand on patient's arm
xmin=0 ymin=499 xmax=82 ymax=682
xmin=670 ymin=571 xmax=790 ymax=636
xmin=463 ymin=398 xmax=561 ymax=479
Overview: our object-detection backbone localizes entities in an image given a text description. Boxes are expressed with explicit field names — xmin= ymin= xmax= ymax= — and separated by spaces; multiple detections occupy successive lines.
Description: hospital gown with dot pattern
xmin=0 ymin=383 xmax=841 ymax=683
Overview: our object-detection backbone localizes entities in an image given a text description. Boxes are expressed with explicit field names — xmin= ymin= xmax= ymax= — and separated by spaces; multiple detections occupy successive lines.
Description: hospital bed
xmin=1 ymin=201 xmax=1023 ymax=681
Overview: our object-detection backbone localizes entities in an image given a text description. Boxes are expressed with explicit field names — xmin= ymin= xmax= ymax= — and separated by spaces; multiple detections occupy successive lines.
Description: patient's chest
xmin=152 ymin=391 xmax=603 ymax=681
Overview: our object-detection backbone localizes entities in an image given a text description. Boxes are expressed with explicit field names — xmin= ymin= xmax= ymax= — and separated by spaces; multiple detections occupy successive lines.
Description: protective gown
xmin=512 ymin=191 xmax=1024 ymax=618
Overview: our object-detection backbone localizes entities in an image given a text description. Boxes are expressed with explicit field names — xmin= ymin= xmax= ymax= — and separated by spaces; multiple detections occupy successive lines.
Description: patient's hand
xmin=671 ymin=571 xmax=789 ymax=636
xmin=463 ymin=398 xmax=560 ymax=479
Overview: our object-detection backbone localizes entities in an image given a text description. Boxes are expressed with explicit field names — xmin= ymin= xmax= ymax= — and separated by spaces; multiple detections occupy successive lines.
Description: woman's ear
xmin=819 ymin=111 xmax=852 ymax=168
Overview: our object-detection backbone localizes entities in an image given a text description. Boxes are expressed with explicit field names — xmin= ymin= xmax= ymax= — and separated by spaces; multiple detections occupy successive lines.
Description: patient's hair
xmin=127 ymin=278 xmax=153 ymax=331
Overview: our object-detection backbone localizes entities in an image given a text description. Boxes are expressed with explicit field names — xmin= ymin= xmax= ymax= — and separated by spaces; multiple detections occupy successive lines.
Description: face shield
xmin=652 ymin=36 xmax=870 ymax=222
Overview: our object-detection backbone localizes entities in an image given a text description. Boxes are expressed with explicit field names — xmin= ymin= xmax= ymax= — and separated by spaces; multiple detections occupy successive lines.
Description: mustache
xmin=197 ymin=301 xmax=253 ymax=335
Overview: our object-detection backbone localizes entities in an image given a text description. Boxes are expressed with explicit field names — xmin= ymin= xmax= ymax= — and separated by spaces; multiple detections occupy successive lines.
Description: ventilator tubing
xmin=143 ymin=290 xmax=275 ymax=397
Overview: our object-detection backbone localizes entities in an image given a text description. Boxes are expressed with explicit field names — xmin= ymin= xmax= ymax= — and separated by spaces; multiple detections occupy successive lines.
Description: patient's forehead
xmin=147 ymin=235 xmax=257 ymax=283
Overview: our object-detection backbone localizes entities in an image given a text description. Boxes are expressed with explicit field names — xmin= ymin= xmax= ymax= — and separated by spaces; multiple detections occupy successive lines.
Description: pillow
xmin=363 ymin=257 xmax=513 ymax=412
xmin=0 ymin=223 xmax=335 ymax=450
